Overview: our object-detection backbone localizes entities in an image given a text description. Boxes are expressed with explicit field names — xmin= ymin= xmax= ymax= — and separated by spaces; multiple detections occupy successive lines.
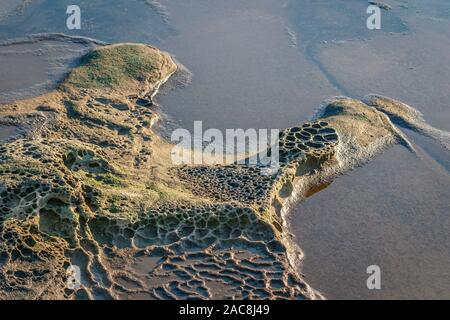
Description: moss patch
xmin=62 ymin=45 xmax=162 ymax=90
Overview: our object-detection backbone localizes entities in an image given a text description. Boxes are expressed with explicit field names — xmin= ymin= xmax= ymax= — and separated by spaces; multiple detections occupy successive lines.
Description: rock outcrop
xmin=0 ymin=43 xmax=427 ymax=300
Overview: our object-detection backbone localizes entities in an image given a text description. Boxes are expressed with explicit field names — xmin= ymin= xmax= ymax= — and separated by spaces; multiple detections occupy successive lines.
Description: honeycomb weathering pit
xmin=0 ymin=43 xmax=435 ymax=300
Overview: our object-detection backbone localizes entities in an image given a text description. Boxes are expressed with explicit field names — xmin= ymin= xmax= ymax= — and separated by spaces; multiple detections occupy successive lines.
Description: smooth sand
xmin=0 ymin=39 xmax=97 ymax=103
xmin=291 ymin=0 xmax=450 ymax=299
xmin=291 ymin=144 xmax=450 ymax=299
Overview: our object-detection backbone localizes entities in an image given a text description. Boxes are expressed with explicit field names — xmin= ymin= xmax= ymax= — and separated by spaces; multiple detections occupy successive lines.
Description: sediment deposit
xmin=1 ymin=42 xmax=444 ymax=300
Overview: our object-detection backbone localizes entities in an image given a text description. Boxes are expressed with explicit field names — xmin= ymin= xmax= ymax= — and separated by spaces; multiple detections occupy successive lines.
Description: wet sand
xmin=156 ymin=0 xmax=450 ymax=299
xmin=156 ymin=0 xmax=338 ymax=131
xmin=290 ymin=0 xmax=450 ymax=299
xmin=0 ymin=37 xmax=98 ymax=103
xmin=0 ymin=36 xmax=99 ymax=142
xmin=291 ymin=144 xmax=450 ymax=299
xmin=0 ymin=0 xmax=33 ymax=22
xmin=0 ymin=0 xmax=172 ymax=43
xmin=316 ymin=22 xmax=450 ymax=130
xmin=0 ymin=0 xmax=449 ymax=299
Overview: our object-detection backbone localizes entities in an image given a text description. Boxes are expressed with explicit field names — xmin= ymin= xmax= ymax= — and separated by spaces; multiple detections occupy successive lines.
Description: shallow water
xmin=291 ymin=144 xmax=450 ymax=299
xmin=0 ymin=0 xmax=449 ymax=299
xmin=0 ymin=0 xmax=172 ymax=43
xmin=0 ymin=38 xmax=97 ymax=103
xmin=156 ymin=0 xmax=338 ymax=131
xmin=287 ymin=0 xmax=450 ymax=299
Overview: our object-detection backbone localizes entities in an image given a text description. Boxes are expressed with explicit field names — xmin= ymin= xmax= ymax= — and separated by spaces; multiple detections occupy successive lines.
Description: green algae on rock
xmin=0 ymin=42 xmax=428 ymax=300
xmin=62 ymin=44 xmax=167 ymax=91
